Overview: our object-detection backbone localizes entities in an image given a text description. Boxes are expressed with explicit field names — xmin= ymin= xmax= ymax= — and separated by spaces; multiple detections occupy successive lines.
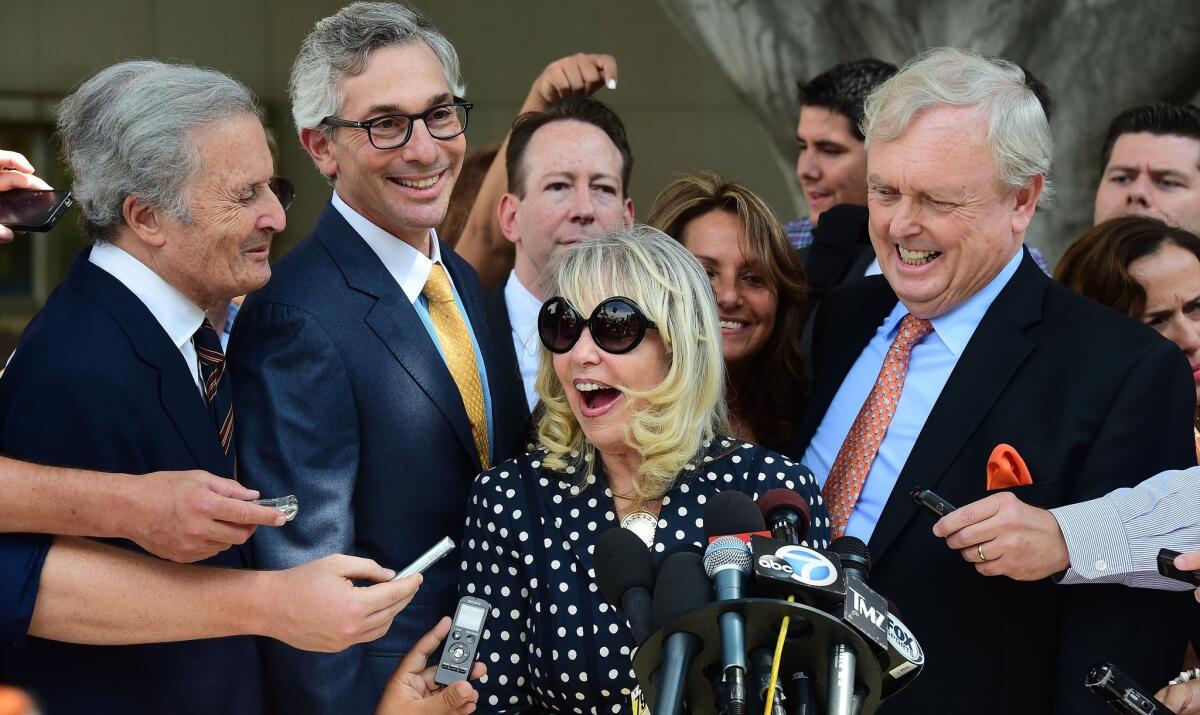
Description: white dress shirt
xmin=503 ymin=270 xmax=543 ymax=411
xmin=88 ymin=241 xmax=206 ymax=394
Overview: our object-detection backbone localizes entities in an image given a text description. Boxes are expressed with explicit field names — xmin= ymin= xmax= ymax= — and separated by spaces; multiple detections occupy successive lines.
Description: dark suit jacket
xmin=788 ymin=252 xmax=1198 ymax=714
xmin=798 ymin=203 xmax=875 ymax=309
xmin=229 ymin=204 xmax=520 ymax=714
xmin=0 ymin=252 xmax=262 ymax=715
xmin=484 ymin=276 xmax=536 ymax=456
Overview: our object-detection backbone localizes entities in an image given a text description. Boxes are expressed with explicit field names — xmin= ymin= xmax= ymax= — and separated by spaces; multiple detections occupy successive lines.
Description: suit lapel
xmin=792 ymin=277 xmax=896 ymax=457
xmin=67 ymin=252 xmax=232 ymax=476
xmin=868 ymin=254 xmax=1044 ymax=561
xmin=314 ymin=207 xmax=481 ymax=470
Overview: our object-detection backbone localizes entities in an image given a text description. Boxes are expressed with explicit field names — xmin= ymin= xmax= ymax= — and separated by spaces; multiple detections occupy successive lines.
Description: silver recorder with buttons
xmin=434 ymin=595 xmax=491 ymax=687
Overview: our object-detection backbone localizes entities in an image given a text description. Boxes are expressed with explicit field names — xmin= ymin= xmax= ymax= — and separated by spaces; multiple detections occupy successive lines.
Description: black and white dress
xmin=457 ymin=436 xmax=831 ymax=714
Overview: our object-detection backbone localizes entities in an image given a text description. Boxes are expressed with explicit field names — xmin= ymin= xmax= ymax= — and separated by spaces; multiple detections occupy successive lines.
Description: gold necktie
xmin=422 ymin=263 xmax=490 ymax=470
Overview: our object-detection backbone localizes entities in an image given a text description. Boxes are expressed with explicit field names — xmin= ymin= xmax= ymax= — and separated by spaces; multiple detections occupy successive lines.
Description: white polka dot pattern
xmin=457 ymin=437 xmax=830 ymax=712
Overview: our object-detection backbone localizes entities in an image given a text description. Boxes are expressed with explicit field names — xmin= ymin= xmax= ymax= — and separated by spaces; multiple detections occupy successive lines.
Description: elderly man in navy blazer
xmin=0 ymin=61 xmax=291 ymax=714
xmin=228 ymin=3 xmax=520 ymax=712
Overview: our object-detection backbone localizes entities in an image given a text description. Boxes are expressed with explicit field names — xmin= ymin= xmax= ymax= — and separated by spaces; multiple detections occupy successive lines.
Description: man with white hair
xmin=0 ymin=61 xmax=298 ymax=714
xmin=788 ymin=48 xmax=1196 ymax=712
xmin=228 ymin=3 xmax=520 ymax=712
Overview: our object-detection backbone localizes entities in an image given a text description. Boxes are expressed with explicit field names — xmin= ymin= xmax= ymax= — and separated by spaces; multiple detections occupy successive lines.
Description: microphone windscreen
xmin=658 ymin=541 xmax=703 ymax=564
xmin=756 ymin=488 xmax=813 ymax=535
xmin=703 ymin=490 xmax=767 ymax=539
xmin=702 ymin=535 xmax=752 ymax=577
xmin=594 ymin=527 xmax=655 ymax=606
xmin=829 ymin=535 xmax=872 ymax=579
xmin=652 ymin=552 xmax=714 ymax=629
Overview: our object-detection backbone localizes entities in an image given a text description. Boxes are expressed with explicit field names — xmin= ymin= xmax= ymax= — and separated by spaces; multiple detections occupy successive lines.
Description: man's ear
xmin=622 ymin=197 xmax=635 ymax=228
xmin=1010 ymin=174 xmax=1044 ymax=235
xmin=121 ymin=195 xmax=166 ymax=248
xmin=498 ymin=193 xmax=522 ymax=247
xmin=300 ymin=127 xmax=339 ymax=179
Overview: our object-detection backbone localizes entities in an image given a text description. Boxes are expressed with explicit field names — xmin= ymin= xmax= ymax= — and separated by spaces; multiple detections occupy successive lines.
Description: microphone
xmin=756 ymin=488 xmax=813 ymax=545
xmin=828 ymin=537 xmax=888 ymax=653
xmin=704 ymin=536 xmax=753 ymax=715
xmin=787 ymin=671 xmax=816 ymax=715
xmin=652 ymin=550 xmax=713 ymax=715
xmin=880 ymin=600 xmax=925 ymax=697
xmin=828 ymin=644 xmax=856 ymax=715
xmin=594 ymin=527 xmax=656 ymax=645
xmin=703 ymin=491 xmax=769 ymax=543
xmin=749 ymin=647 xmax=786 ymax=715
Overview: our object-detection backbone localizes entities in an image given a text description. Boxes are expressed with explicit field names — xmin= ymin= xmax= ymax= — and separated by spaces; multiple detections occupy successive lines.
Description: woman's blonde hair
xmin=535 ymin=225 xmax=729 ymax=502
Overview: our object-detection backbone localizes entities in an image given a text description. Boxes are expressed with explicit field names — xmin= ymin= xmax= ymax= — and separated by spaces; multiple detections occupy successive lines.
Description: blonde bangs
xmin=534 ymin=227 xmax=728 ymax=502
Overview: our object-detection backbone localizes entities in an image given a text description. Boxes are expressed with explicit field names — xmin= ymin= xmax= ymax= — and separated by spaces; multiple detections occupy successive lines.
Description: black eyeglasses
xmin=320 ymin=99 xmax=473 ymax=150
xmin=268 ymin=176 xmax=295 ymax=211
xmin=538 ymin=296 xmax=659 ymax=355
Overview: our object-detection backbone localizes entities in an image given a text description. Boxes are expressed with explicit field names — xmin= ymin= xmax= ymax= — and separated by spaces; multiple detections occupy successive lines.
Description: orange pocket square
xmin=986 ymin=443 xmax=1032 ymax=490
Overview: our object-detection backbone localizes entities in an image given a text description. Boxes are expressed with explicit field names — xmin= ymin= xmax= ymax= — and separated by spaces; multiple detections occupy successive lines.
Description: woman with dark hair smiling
xmin=1056 ymin=215 xmax=1200 ymax=457
xmin=647 ymin=171 xmax=808 ymax=451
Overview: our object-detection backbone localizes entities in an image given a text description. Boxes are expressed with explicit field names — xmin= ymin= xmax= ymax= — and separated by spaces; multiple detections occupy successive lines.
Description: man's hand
xmin=376 ymin=616 xmax=486 ymax=715
xmin=1157 ymin=679 xmax=1200 ymax=714
xmin=117 ymin=470 xmax=286 ymax=563
xmin=262 ymin=555 xmax=420 ymax=653
xmin=932 ymin=491 xmax=1070 ymax=580
xmin=0 ymin=149 xmax=53 ymax=242
xmin=1175 ymin=550 xmax=1200 ymax=602
xmin=520 ymin=53 xmax=618 ymax=114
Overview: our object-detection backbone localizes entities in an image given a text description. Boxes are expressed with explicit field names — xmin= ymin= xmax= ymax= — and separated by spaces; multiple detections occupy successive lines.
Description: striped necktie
xmin=423 ymin=263 xmax=490 ymax=470
xmin=822 ymin=314 xmax=933 ymax=539
xmin=194 ymin=319 xmax=234 ymax=454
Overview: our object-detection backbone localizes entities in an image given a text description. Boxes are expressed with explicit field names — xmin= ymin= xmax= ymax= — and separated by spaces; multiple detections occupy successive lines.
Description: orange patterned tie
xmin=423 ymin=264 xmax=490 ymax=470
xmin=822 ymin=314 xmax=933 ymax=539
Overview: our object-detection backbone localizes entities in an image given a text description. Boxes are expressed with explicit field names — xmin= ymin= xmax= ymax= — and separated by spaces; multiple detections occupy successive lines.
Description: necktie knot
xmin=895 ymin=314 xmax=934 ymax=350
xmin=423 ymin=264 xmax=456 ymax=304
xmin=193 ymin=318 xmax=233 ymax=454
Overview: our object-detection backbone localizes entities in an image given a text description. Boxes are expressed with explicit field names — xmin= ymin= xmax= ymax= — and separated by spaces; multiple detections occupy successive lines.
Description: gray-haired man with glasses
xmin=228 ymin=3 xmax=521 ymax=712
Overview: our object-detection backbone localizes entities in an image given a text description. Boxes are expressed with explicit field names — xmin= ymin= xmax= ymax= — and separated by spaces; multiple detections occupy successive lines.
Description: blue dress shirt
xmin=803 ymin=247 xmax=1025 ymax=542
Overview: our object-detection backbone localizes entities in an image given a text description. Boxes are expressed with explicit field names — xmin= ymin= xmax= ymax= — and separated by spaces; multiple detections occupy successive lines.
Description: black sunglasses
xmin=538 ymin=296 xmax=659 ymax=355
xmin=268 ymin=176 xmax=295 ymax=211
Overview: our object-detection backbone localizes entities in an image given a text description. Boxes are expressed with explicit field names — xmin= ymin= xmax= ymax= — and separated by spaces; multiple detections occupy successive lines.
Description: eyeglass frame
xmin=537 ymin=296 xmax=660 ymax=355
xmin=319 ymin=98 xmax=473 ymax=150
xmin=267 ymin=176 xmax=295 ymax=211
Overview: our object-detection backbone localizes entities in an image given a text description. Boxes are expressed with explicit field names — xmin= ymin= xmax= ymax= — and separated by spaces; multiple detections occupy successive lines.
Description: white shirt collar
xmin=331 ymin=190 xmax=443 ymax=304
xmin=504 ymin=270 xmax=542 ymax=344
xmin=88 ymin=242 xmax=205 ymax=351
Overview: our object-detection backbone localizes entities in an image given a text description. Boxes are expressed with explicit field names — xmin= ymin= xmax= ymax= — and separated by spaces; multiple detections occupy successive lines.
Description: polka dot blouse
xmin=457 ymin=437 xmax=831 ymax=713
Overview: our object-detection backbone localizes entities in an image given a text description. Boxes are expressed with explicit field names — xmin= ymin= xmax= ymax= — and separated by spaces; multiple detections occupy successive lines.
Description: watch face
xmin=620 ymin=511 xmax=658 ymax=549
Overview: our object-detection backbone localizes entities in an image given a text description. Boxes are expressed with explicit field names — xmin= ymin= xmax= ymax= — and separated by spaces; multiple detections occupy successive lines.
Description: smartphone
xmin=0 ymin=190 xmax=73 ymax=232
xmin=393 ymin=536 xmax=455 ymax=580
xmin=434 ymin=596 xmax=490 ymax=686
xmin=1085 ymin=662 xmax=1171 ymax=714
xmin=1156 ymin=548 xmax=1200 ymax=586
xmin=911 ymin=486 xmax=957 ymax=518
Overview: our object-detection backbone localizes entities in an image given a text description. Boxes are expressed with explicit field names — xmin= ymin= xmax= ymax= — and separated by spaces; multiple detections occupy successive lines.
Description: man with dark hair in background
xmin=1094 ymin=102 xmax=1200 ymax=234
xmin=485 ymin=95 xmax=634 ymax=445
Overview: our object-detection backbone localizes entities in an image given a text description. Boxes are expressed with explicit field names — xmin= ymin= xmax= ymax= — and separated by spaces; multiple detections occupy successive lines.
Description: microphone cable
xmin=763 ymin=594 xmax=794 ymax=715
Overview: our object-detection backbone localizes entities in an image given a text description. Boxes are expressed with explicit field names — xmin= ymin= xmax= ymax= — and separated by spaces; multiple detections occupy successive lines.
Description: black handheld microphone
xmin=828 ymin=537 xmax=888 ymax=653
xmin=756 ymin=488 xmax=813 ymax=545
xmin=749 ymin=647 xmax=786 ymax=715
xmin=704 ymin=490 xmax=769 ymax=541
xmin=787 ymin=671 xmax=816 ymax=715
xmin=594 ymin=527 xmax=656 ymax=645
xmin=652 ymin=551 xmax=713 ymax=715
xmin=704 ymin=535 xmax=753 ymax=715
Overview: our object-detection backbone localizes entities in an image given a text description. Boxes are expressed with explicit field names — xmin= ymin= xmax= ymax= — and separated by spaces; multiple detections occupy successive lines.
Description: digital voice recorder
xmin=434 ymin=595 xmax=491 ymax=686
